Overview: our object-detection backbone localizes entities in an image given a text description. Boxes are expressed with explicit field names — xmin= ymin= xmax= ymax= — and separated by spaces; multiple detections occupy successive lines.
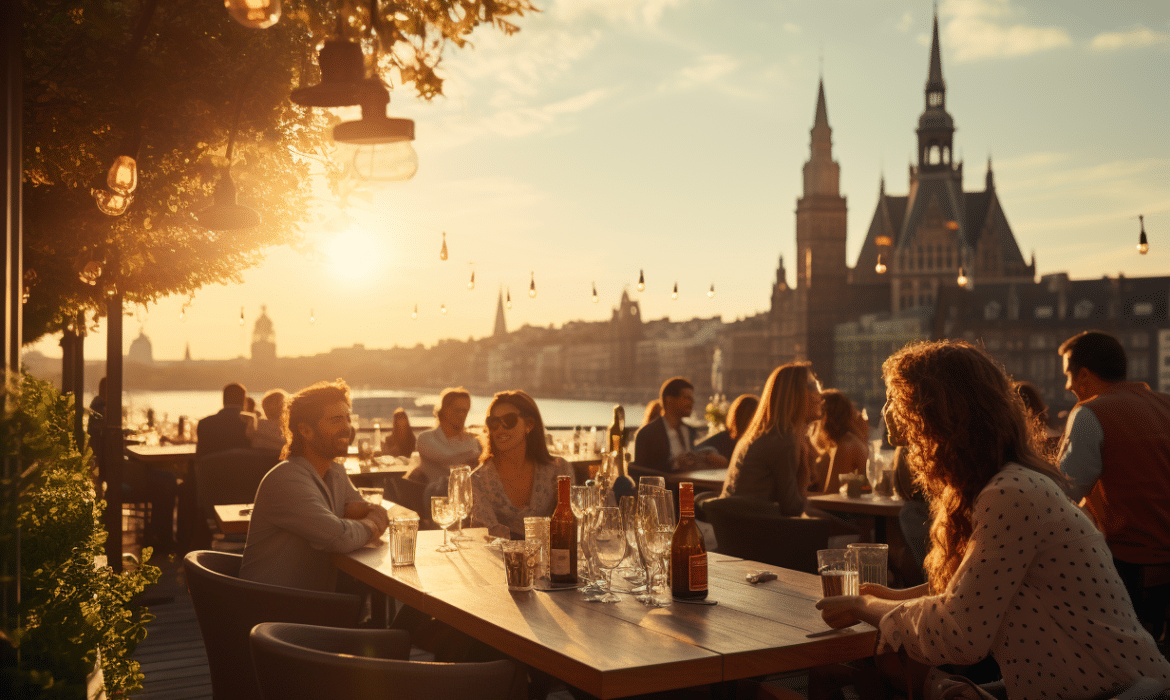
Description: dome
xmin=918 ymin=107 xmax=954 ymax=131
xmin=128 ymin=329 xmax=153 ymax=364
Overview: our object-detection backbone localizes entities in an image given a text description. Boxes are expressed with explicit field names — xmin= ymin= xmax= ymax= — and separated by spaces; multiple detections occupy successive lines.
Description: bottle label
xmin=689 ymin=553 xmax=708 ymax=591
xmin=550 ymin=548 xmax=570 ymax=576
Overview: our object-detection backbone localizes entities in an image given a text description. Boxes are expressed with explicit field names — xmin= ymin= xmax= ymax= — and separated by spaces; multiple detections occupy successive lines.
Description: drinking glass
xmin=637 ymin=487 xmax=673 ymax=607
xmin=502 ymin=540 xmax=537 ymax=591
xmin=593 ymin=507 xmax=626 ymax=603
xmin=638 ymin=476 xmax=666 ymax=492
xmin=847 ymin=543 xmax=889 ymax=588
xmin=390 ymin=516 xmax=419 ymax=566
xmin=449 ymin=466 xmax=473 ymax=544
xmin=357 ymin=438 xmax=374 ymax=463
xmin=617 ymin=495 xmax=646 ymax=589
xmin=524 ymin=516 xmax=551 ymax=582
xmin=358 ymin=487 xmax=383 ymax=506
xmin=430 ymin=496 xmax=459 ymax=552
xmin=570 ymin=486 xmax=593 ymax=578
xmin=817 ymin=549 xmax=859 ymax=597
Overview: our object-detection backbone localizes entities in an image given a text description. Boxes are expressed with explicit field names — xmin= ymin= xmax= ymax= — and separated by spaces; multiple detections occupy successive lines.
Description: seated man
xmin=240 ymin=379 xmax=388 ymax=592
xmin=634 ymin=377 xmax=724 ymax=472
xmin=195 ymin=382 xmax=251 ymax=457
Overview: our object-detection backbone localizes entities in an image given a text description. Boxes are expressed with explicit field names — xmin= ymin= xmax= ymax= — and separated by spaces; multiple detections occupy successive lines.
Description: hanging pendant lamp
xmin=637 ymin=269 xmax=645 ymax=292
xmin=439 ymin=232 xmax=448 ymax=261
xmin=1138 ymin=215 xmax=1149 ymax=255
xmin=290 ymin=27 xmax=366 ymax=108
xmin=196 ymin=167 xmax=262 ymax=230
xmin=528 ymin=272 xmax=537 ymax=298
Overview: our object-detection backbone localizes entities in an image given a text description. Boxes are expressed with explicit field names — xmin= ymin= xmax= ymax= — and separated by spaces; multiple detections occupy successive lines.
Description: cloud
xmin=551 ymin=0 xmax=688 ymax=28
xmin=783 ymin=23 xmax=801 ymax=34
xmin=896 ymin=12 xmax=913 ymax=33
xmin=940 ymin=0 xmax=1072 ymax=62
xmin=1089 ymin=26 xmax=1170 ymax=52
xmin=662 ymin=54 xmax=739 ymax=92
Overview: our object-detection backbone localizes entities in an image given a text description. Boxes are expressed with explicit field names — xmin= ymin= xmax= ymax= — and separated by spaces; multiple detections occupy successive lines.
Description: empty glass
xmin=390 ymin=516 xmax=419 ymax=566
xmin=637 ymin=487 xmax=674 ymax=607
xmin=638 ymin=476 xmax=666 ymax=492
xmin=449 ymin=465 xmax=473 ymax=544
xmin=616 ymin=495 xmax=646 ymax=590
xmin=848 ymin=543 xmax=889 ymax=588
xmin=593 ymin=507 xmax=626 ymax=603
xmin=430 ymin=496 xmax=459 ymax=552
xmin=524 ymin=516 xmax=551 ymax=582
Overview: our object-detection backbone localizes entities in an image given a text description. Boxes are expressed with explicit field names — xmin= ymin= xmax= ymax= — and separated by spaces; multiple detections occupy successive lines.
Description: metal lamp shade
xmin=290 ymin=39 xmax=365 ymax=108
xmin=196 ymin=173 xmax=261 ymax=231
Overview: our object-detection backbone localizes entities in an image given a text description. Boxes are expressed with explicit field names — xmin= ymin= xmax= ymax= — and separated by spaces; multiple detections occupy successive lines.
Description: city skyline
xmin=26 ymin=0 xmax=1170 ymax=362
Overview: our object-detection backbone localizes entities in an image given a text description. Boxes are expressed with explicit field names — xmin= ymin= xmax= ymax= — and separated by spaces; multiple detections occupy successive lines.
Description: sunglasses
xmin=485 ymin=413 xmax=522 ymax=431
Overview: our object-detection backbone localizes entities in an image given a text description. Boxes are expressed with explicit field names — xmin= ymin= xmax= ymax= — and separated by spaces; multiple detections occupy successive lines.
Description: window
xmin=1131 ymin=354 xmax=1150 ymax=379
xmin=876 ymin=235 xmax=892 ymax=247
xmin=929 ymin=145 xmax=940 ymax=165
xmin=928 ymin=91 xmax=942 ymax=107
xmin=1133 ymin=333 xmax=1149 ymax=349
xmin=1134 ymin=301 xmax=1154 ymax=316
xmin=1073 ymin=299 xmax=1094 ymax=319
xmin=985 ymin=337 xmax=1002 ymax=350
xmin=1029 ymin=334 xmax=1048 ymax=350
xmin=984 ymin=301 xmax=1001 ymax=320
xmin=1034 ymin=306 xmax=1054 ymax=319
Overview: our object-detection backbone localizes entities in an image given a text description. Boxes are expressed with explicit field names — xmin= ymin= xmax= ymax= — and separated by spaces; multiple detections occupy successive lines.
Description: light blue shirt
xmin=1058 ymin=405 xmax=1104 ymax=501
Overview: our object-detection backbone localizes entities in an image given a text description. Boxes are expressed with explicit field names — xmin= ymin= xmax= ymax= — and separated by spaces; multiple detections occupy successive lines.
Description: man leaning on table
xmin=634 ymin=376 xmax=726 ymax=472
xmin=240 ymin=379 xmax=388 ymax=592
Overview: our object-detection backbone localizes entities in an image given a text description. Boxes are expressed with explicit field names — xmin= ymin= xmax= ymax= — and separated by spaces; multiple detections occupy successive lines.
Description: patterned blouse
xmin=878 ymin=463 xmax=1170 ymax=699
xmin=470 ymin=457 xmax=574 ymax=539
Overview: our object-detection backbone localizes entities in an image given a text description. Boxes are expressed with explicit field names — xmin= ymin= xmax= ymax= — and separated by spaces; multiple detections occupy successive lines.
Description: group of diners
xmin=192 ymin=327 xmax=1170 ymax=699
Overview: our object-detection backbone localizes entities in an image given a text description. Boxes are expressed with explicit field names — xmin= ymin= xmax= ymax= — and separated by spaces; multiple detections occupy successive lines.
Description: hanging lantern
xmin=707 ymin=283 xmax=715 ymax=298
xmin=290 ymin=36 xmax=365 ymax=108
xmin=637 ymin=269 xmax=645 ymax=292
xmin=333 ymin=79 xmax=418 ymax=181
xmin=468 ymin=271 xmax=475 ymax=290
xmin=178 ymin=308 xmax=185 ymax=320
xmin=528 ymin=272 xmax=537 ymax=298
xmin=1138 ymin=215 xmax=1149 ymax=255
xmin=506 ymin=288 xmax=512 ymax=309
xmin=439 ymin=232 xmax=448 ymax=261
xmin=195 ymin=168 xmax=261 ymax=230
xmin=78 ymin=261 xmax=102 ymax=285
xmin=440 ymin=303 xmax=447 ymax=315
xmin=671 ymin=281 xmax=678 ymax=300
xmin=92 ymin=187 xmax=132 ymax=216
xmin=957 ymin=267 xmax=969 ymax=287
xmin=875 ymin=253 xmax=887 ymax=274
xmin=239 ymin=307 xmax=246 ymax=326
xmin=224 ymin=0 xmax=281 ymax=29
xmin=411 ymin=304 xmax=418 ymax=320
xmin=106 ymin=155 xmax=137 ymax=196
xmin=591 ymin=282 xmax=599 ymax=303
xmin=309 ymin=308 xmax=315 ymax=324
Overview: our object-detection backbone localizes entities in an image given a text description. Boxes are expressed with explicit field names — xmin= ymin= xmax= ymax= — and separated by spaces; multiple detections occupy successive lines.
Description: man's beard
xmin=310 ymin=429 xmax=350 ymax=460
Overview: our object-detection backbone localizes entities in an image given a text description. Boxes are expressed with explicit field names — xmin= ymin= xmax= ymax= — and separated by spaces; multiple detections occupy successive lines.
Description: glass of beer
xmin=502 ymin=540 xmax=537 ymax=591
xmin=817 ymin=549 xmax=858 ymax=597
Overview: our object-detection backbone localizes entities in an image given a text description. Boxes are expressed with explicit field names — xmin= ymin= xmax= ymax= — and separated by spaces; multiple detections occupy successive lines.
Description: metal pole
xmin=103 ymin=292 xmax=124 ymax=573
xmin=1 ymin=0 xmax=22 ymax=638
xmin=75 ymin=312 xmax=86 ymax=453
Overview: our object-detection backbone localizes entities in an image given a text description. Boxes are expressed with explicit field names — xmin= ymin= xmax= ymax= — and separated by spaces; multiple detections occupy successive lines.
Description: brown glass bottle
xmin=549 ymin=475 xmax=577 ymax=584
xmin=671 ymin=482 xmax=708 ymax=600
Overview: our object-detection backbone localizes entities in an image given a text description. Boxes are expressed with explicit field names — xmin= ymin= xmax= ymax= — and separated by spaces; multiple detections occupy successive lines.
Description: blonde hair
xmin=740 ymin=363 xmax=816 ymax=446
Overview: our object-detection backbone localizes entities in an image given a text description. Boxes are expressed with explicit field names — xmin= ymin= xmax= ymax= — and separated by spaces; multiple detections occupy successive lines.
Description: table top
xmin=335 ymin=529 xmax=876 ymax=698
xmin=807 ymin=492 xmax=904 ymax=517
xmin=667 ymin=468 xmax=727 ymax=492
xmin=125 ymin=443 xmax=198 ymax=461
xmin=215 ymin=501 xmax=418 ymax=536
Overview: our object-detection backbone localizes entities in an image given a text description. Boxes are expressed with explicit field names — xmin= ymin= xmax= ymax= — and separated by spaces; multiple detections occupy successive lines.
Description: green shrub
xmin=2 ymin=373 xmax=160 ymax=698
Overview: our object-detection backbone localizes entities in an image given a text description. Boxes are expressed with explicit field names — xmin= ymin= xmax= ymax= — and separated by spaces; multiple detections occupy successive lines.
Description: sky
xmin=27 ymin=0 xmax=1170 ymax=362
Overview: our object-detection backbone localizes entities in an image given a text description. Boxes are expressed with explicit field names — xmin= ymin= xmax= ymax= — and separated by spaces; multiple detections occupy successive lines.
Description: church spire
xmin=493 ymin=287 xmax=507 ymax=338
xmin=803 ymin=78 xmax=839 ymax=197
xmin=926 ymin=11 xmax=945 ymax=104
xmin=916 ymin=8 xmax=955 ymax=172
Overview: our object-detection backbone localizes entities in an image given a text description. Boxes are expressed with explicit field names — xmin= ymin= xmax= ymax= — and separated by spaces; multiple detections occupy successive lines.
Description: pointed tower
xmin=916 ymin=14 xmax=957 ymax=175
xmin=795 ymin=78 xmax=848 ymax=291
xmin=493 ymin=288 xmax=507 ymax=338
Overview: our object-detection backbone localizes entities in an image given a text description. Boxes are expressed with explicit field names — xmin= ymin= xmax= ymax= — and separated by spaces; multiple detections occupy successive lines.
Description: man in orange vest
xmin=1058 ymin=330 xmax=1170 ymax=637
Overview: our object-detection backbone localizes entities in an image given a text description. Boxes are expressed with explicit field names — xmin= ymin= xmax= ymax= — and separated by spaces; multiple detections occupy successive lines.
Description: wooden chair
xmin=249 ymin=622 xmax=516 ymax=700
xmin=183 ymin=551 xmax=363 ymax=700
xmin=702 ymin=496 xmax=830 ymax=574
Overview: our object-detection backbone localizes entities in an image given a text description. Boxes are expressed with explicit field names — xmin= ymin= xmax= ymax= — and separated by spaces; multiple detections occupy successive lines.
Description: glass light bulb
xmin=225 ymin=0 xmax=281 ymax=29
xmin=529 ymin=272 xmax=537 ymax=298
xmin=411 ymin=304 xmax=418 ymax=320
xmin=440 ymin=303 xmax=447 ymax=314
xmin=671 ymin=282 xmax=678 ymax=300
xmin=107 ymin=155 xmax=137 ymax=195
xmin=468 ymin=271 xmax=475 ymax=290
xmin=351 ymin=141 xmax=418 ymax=182
xmin=707 ymin=284 xmax=715 ymax=298
xmin=591 ymin=283 xmax=599 ymax=303
xmin=440 ymin=232 xmax=448 ymax=261
xmin=309 ymin=308 xmax=315 ymax=324
xmin=637 ymin=269 xmax=645 ymax=292
xmin=79 ymin=261 xmax=102 ymax=285
xmin=179 ymin=309 xmax=185 ymax=320
xmin=875 ymin=254 xmax=887 ymax=274
xmin=957 ymin=268 xmax=968 ymax=286
xmin=505 ymin=290 xmax=512 ymax=310
xmin=92 ymin=188 xmax=132 ymax=216
xmin=239 ymin=308 xmax=246 ymax=326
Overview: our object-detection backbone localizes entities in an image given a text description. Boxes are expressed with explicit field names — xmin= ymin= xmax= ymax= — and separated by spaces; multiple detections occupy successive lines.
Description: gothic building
xmin=766 ymin=13 xmax=1033 ymax=388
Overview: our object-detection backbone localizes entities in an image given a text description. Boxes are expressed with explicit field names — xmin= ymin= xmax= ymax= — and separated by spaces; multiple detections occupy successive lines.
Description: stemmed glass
xmin=593 ymin=507 xmax=626 ymax=603
xmin=571 ymin=485 xmax=602 ymax=599
xmin=449 ymin=466 xmax=473 ymax=544
xmin=617 ymin=495 xmax=646 ymax=591
xmin=637 ymin=487 xmax=674 ymax=607
xmin=430 ymin=496 xmax=459 ymax=552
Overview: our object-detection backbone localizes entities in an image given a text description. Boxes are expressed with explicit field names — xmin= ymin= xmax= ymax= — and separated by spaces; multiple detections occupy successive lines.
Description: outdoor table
xmin=667 ymin=468 xmax=726 ymax=493
xmin=334 ymin=529 xmax=877 ymax=698
xmin=125 ymin=443 xmax=200 ymax=547
xmin=805 ymin=493 xmax=903 ymax=543
xmin=214 ymin=500 xmax=417 ymax=537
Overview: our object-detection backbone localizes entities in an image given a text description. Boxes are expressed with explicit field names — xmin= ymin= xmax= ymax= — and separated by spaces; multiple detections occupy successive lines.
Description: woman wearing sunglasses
xmin=471 ymin=390 xmax=574 ymax=539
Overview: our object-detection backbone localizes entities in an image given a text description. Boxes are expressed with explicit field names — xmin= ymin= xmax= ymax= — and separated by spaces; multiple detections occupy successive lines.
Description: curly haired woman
xmin=817 ymin=340 xmax=1170 ymax=700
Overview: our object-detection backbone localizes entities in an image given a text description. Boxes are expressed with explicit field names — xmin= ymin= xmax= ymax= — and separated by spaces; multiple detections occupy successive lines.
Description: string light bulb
xmin=1138 ymin=215 xmax=1149 ymax=255
xmin=309 ymin=308 xmax=315 ymax=324
xmin=637 ymin=269 xmax=645 ymax=292
xmin=671 ymin=282 xmax=678 ymax=300
xmin=506 ymin=288 xmax=512 ymax=309
xmin=707 ymin=283 xmax=715 ymax=298
xmin=239 ymin=307 xmax=245 ymax=326
xmin=411 ymin=304 xmax=418 ymax=320
xmin=107 ymin=155 xmax=137 ymax=196
xmin=528 ymin=272 xmax=537 ymax=298
xmin=440 ymin=303 xmax=447 ymax=314
xmin=78 ymin=261 xmax=102 ymax=286
xmin=957 ymin=267 xmax=969 ymax=287
xmin=224 ymin=0 xmax=281 ymax=29
xmin=591 ymin=282 xmax=599 ymax=303
xmin=439 ymin=232 xmax=448 ymax=261
xmin=875 ymin=253 xmax=887 ymax=274
xmin=468 ymin=270 xmax=475 ymax=290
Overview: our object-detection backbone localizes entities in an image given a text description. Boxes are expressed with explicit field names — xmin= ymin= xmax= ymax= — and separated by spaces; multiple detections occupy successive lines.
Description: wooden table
xmin=215 ymin=501 xmax=418 ymax=536
xmin=335 ymin=529 xmax=876 ymax=698
xmin=668 ymin=468 xmax=727 ymax=493
xmin=807 ymin=493 xmax=908 ymax=583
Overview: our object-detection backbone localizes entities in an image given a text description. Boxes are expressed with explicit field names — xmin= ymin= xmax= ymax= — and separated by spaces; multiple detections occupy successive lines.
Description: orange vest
xmin=1080 ymin=382 xmax=1170 ymax=564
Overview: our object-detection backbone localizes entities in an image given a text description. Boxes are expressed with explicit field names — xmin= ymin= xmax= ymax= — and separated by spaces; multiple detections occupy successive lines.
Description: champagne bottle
xmin=609 ymin=405 xmax=626 ymax=450
xmin=671 ymin=482 xmax=708 ymax=600
xmin=549 ymin=475 xmax=577 ymax=584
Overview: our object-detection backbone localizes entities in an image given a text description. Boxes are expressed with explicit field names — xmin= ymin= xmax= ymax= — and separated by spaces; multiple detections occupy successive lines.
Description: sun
xmin=323 ymin=226 xmax=384 ymax=280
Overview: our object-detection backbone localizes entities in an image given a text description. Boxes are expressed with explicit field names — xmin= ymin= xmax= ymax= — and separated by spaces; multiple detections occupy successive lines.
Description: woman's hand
xmin=816 ymin=595 xmax=866 ymax=628
xmin=860 ymin=582 xmax=929 ymax=601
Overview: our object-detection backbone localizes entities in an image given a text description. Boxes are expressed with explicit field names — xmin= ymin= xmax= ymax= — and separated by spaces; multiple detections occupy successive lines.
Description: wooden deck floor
xmin=131 ymin=553 xmax=212 ymax=700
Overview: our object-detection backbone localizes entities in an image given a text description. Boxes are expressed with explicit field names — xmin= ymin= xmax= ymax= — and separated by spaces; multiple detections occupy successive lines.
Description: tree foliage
xmin=21 ymin=0 xmax=535 ymax=342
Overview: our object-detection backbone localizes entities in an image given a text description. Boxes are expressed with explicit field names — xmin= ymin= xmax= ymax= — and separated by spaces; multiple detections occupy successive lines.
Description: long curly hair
xmin=882 ymin=340 xmax=1062 ymax=593
xmin=814 ymin=389 xmax=866 ymax=450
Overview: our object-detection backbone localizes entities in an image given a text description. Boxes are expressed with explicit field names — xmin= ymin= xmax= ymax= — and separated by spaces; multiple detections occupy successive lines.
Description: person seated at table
xmin=817 ymin=340 xmax=1170 ymax=700
xmin=1013 ymin=379 xmax=1060 ymax=460
xmin=240 ymin=379 xmax=389 ymax=592
xmin=408 ymin=387 xmax=481 ymax=485
xmin=159 ymin=415 xmax=194 ymax=445
xmin=812 ymin=390 xmax=869 ymax=494
xmin=382 ymin=407 xmax=416 ymax=458
xmin=721 ymin=363 xmax=822 ymax=514
xmin=640 ymin=399 xmax=663 ymax=427
xmin=195 ymin=382 xmax=252 ymax=457
xmin=470 ymin=390 xmax=574 ymax=539
xmin=695 ymin=393 xmax=758 ymax=463
xmin=243 ymin=389 xmax=288 ymax=454
xmin=634 ymin=377 xmax=724 ymax=472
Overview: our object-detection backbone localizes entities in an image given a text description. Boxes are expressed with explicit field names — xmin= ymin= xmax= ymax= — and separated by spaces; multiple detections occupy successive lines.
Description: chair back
xmin=703 ymin=496 xmax=830 ymax=574
xmin=183 ymin=551 xmax=363 ymax=700
xmin=250 ymin=622 xmax=516 ymax=700
xmin=194 ymin=448 xmax=280 ymax=511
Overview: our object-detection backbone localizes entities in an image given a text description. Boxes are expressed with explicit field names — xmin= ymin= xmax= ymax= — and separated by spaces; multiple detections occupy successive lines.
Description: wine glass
xmin=638 ymin=476 xmax=666 ymax=493
xmin=571 ymin=485 xmax=601 ymax=597
xmin=430 ymin=496 xmax=459 ymax=552
xmin=593 ymin=507 xmax=626 ymax=603
xmin=618 ymin=495 xmax=646 ymax=589
xmin=636 ymin=488 xmax=671 ymax=606
xmin=449 ymin=466 xmax=473 ymax=544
